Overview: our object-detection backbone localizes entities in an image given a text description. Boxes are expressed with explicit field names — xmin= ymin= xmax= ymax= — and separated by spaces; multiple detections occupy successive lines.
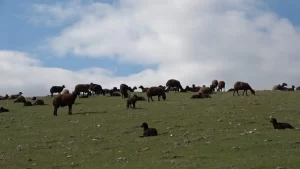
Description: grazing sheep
xmin=120 ymin=84 xmax=130 ymax=98
xmin=140 ymin=122 xmax=158 ymax=137
xmin=132 ymin=94 xmax=146 ymax=101
xmin=139 ymin=85 xmax=148 ymax=92
xmin=90 ymin=83 xmax=105 ymax=96
xmin=0 ymin=107 xmax=9 ymax=113
xmin=33 ymin=99 xmax=45 ymax=105
xmin=146 ymin=87 xmax=166 ymax=102
xmin=233 ymin=81 xmax=255 ymax=96
xmin=23 ymin=100 xmax=32 ymax=106
xmin=217 ymin=81 xmax=225 ymax=92
xmin=61 ymin=89 xmax=70 ymax=94
xmin=0 ymin=94 xmax=9 ymax=100
xmin=74 ymin=84 xmax=91 ymax=97
xmin=211 ymin=79 xmax=218 ymax=89
xmin=31 ymin=96 xmax=37 ymax=101
xmin=126 ymin=97 xmax=137 ymax=109
xmin=13 ymin=95 xmax=26 ymax=103
xmin=166 ymin=79 xmax=183 ymax=92
xmin=8 ymin=92 xmax=23 ymax=100
xmin=296 ymin=86 xmax=300 ymax=91
xmin=50 ymin=85 xmax=65 ymax=97
xmin=52 ymin=91 xmax=78 ymax=116
xmin=270 ymin=116 xmax=294 ymax=129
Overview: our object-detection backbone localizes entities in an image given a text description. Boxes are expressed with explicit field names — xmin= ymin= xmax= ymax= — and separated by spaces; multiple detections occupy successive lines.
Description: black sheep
xmin=270 ymin=117 xmax=294 ymax=129
xmin=140 ymin=122 xmax=158 ymax=137
xmin=23 ymin=100 xmax=32 ymax=106
xmin=50 ymin=85 xmax=65 ymax=97
xmin=120 ymin=84 xmax=130 ymax=98
xmin=126 ymin=97 xmax=137 ymax=109
xmin=0 ymin=107 xmax=9 ymax=113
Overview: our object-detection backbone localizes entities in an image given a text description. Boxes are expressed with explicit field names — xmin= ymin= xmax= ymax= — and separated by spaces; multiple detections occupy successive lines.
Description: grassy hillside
xmin=1 ymin=91 xmax=300 ymax=169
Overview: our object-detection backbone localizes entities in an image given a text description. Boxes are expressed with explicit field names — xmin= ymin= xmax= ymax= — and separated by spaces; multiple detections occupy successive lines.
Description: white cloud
xmin=9 ymin=0 xmax=300 ymax=96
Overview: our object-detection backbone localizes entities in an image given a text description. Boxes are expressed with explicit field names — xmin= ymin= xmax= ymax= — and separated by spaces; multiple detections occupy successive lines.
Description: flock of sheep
xmin=0 ymin=79 xmax=297 ymax=134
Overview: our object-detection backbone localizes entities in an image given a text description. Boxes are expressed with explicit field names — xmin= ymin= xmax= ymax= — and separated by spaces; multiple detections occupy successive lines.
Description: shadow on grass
xmin=74 ymin=111 xmax=108 ymax=115
xmin=128 ymin=107 xmax=147 ymax=110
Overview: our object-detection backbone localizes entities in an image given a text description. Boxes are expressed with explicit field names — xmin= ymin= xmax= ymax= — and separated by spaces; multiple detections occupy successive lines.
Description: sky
xmin=0 ymin=0 xmax=300 ymax=96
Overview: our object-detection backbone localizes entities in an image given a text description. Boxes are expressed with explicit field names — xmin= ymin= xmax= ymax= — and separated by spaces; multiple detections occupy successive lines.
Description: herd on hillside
xmin=0 ymin=79 xmax=297 ymax=132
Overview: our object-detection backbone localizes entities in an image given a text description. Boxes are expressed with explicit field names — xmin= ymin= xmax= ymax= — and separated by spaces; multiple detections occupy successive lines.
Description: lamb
xmin=74 ymin=84 xmax=91 ymax=97
xmin=13 ymin=95 xmax=26 ymax=103
xmin=61 ymin=89 xmax=70 ymax=94
xmin=120 ymin=84 xmax=130 ymax=98
xmin=33 ymin=99 xmax=45 ymax=105
xmin=233 ymin=81 xmax=255 ymax=96
xmin=270 ymin=116 xmax=294 ymax=129
xmin=23 ymin=100 xmax=32 ymax=106
xmin=139 ymin=85 xmax=148 ymax=92
xmin=146 ymin=87 xmax=166 ymax=102
xmin=140 ymin=122 xmax=158 ymax=137
xmin=126 ymin=97 xmax=137 ymax=109
xmin=217 ymin=81 xmax=225 ymax=92
xmin=8 ymin=92 xmax=23 ymax=100
xmin=0 ymin=107 xmax=9 ymax=113
xmin=52 ymin=91 xmax=78 ymax=116
xmin=132 ymin=94 xmax=146 ymax=101
xmin=89 ymin=83 xmax=105 ymax=96
xmin=166 ymin=79 xmax=183 ymax=92
xmin=50 ymin=85 xmax=65 ymax=97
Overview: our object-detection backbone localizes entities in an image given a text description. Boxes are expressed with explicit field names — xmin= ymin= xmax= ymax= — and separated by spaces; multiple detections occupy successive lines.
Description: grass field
xmin=1 ymin=91 xmax=300 ymax=169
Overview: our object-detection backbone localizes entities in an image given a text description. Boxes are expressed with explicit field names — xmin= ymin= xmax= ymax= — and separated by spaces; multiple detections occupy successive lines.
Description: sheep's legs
xmin=68 ymin=105 xmax=72 ymax=115
xmin=132 ymin=103 xmax=135 ymax=108
xmin=53 ymin=107 xmax=58 ymax=116
xmin=158 ymin=96 xmax=160 ymax=101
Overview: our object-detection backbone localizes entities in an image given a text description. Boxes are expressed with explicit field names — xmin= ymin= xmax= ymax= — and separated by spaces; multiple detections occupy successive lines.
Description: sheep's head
xmin=62 ymin=85 xmax=65 ymax=88
xmin=270 ymin=117 xmax=277 ymax=124
xmin=140 ymin=122 xmax=148 ymax=128
xmin=251 ymin=90 xmax=256 ymax=95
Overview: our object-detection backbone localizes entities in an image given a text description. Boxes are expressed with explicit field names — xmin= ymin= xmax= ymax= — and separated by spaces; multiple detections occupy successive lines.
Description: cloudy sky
xmin=1 ymin=0 xmax=300 ymax=96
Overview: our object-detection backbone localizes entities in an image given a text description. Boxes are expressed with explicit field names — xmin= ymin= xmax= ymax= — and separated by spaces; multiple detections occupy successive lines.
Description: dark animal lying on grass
xmin=109 ymin=90 xmax=121 ymax=96
xmin=140 ymin=122 xmax=158 ymax=137
xmin=270 ymin=117 xmax=294 ymax=129
xmin=0 ymin=94 xmax=9 ymax=100
xmin=23 ymin=100 xmax=32 ymax=106
xmin=33 ymin=99 xmax=45 ymax=105
xmin=14 ymin=95 xmax=26 ymax=103
xmin=147 ymin=87 xmax=166 ymax=102
xmin=50 ymin=85 xmax=65 ymax=97
xmin=53 ymin=91 xmax=78 ymax=116
xmin=132 ymin=94 xmax=146 ymax=101
xmin=227 ymin=88 xmax=234 ymax=92
xmin=0 ymin=107 xmax=9 ymax=113
xmin=126 ymin=97 xmax=137 ymax=109
xmin=190 ymin=93 xmax=211 ymax=99
xmin=31 ymin=96 xmax=37 ymax=101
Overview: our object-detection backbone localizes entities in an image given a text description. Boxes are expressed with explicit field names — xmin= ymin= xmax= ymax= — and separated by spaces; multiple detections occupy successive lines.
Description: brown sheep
xmin=90 ymin=83 xmax=105 ymax=96
xmin=126 ymin=97 xmax=137 ymax=109
xmin=13 ymin=95 xmax=26 ymax=103
xmin=139 ymin=85 xmax=148 ymax=92
xmin=61 ymin=89 xmax=70 ymax=94
xmin=52 ymin=91 xmax=78 ymax=116
xmin=217 ymin=81 xmax=225 ymax=92
xmin=146 ymin=87 xmax=166 ymax=102
xmin=120 ymin=84 xmax=130 ymax=98
xmin=23 ymin=100 xmax=32 ymax=106
xmin=199 ymin=85 xmax=214 ymax=96
xmin=211 ymin=79 xmax=218 ymax=89
xmin=33 ymin=99 xmax=45 ymax=105
xmin=166 ymin=79 xmax=183 ymax=92
xmin=74 ymin=84 xmax=91 ymax=97
xmin=8 ymin=92 xmax=23 ymax=100
xmin=233 ymin=81 xmax=255 ymax=96
xmin=50 ymin=85 xmax=65 ymax=97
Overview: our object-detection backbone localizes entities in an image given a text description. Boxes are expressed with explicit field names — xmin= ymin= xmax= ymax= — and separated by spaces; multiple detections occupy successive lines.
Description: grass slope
xmin=1 ymin=91 xmax=300 ymax=169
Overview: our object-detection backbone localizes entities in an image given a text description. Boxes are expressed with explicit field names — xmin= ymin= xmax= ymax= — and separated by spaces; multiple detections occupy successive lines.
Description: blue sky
xmin=0 ymin=0 xmax=299 ymax=76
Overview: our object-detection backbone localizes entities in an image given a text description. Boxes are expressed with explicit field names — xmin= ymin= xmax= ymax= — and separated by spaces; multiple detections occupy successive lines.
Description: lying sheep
xmin=190 ymin=93 xmax=211 ymax=99
xmin=50 ymin=85 xmax=65 ymax=97
xmin=146 ymin=87 xmax=166 ymax=102
xmin=14 ymin=95 xmax=25 ymax=103
xmin=233 ymin=81 xmax=255 ymax=96
xmin=33 ymin=99 xmax=45 ymax=105
xmin=23 ymin=100 xmax=32 ymax=106
xmin=270 ymin=116 xmax=294 ymax=129
xmin=132 ymin=94 xmax=146 ymax=101
xmin=140 ymin=122 xmax=158 ymax=137
xmin=52 ymin=91 xmax=78 ymax=116
xmin=109 ymin=90 xmax=121 ymax=96
xmin=199 ymin=85 xmax=214 ymax=96
xmin=8 ymin=92 xmax=23 ymax=100
xmin=0 ymin=107 xmax=9 ymax=113
xmin=126 ymin=97 xmax=137 ymax=109
xmin=31 ymin=96 xmax=37 ymax=101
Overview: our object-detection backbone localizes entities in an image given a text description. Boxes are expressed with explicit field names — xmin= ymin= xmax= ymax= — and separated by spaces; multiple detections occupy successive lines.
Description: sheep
xmin=139 ymin=85 xmax=148 ymax=92
xmin=0 ymin=107 xmax=9 ymax=113
xmin=126 ymin=97 xmax=137 ymax=109
xmin=33 ymin=99 xmax=45 ymax=105
xmin=52 ymin=91 xmax=78 ymax=116
xmin=166 ymin=79 xmax=183 ymax=92
xmin=285 ymin=85 xmax=295 ymax=91
xmin=233 ymin=81 xmax=255 ymax=96
xmin=8 ymin=92 xmax=23 ymax=100
xmin=120 ymin=84 xmax=130 ymax=98
xmin=270 ymin=116 xmax=294 ymax=129
xmin=217 ymin=81 xmax=225 ymax=92
xmin=140 ymin=122 xmax=158 ymax=137
xmin=13 ymin=95 xmax=26 ymax=103
xmin=109 ymin=90 xmax=121 ymax=96
xmin=199 ymin=85 xmax=214 ymax=96
xmin=61 ymin=89 xmax=70 ymax=94
xmin=103 ymin=89 xmax=110 ymax=94
xmin=74 ymin=84 xmax=91 ymax=97
xmin=23 ymin=100 xmax=32 ymax=106
xmin=31 ymin=96 xmax=37 ymax=101
xmin=190 ymin=93 xmax=211 ymax=99
xmin=50 ymin=85 xmax=65 ymax=97
xmin=112 ymin=87 xmax=120 ymax=92
xmin=211 ymin=79 xmax=218 ymax=89
xmin=146 ymin=87 xmax=166 ymax=102
xmin=296 ymin=86 xmax=300 ymax=91
xmin=132 ymin=94 xmax=146 ymax=101
xmin=128 ymin=86 xmax=137 ymax=92
xmin=90 ymin=83 xmax=105 ymax=96
xmin=0 ymin=94 xmax=8 ymax=100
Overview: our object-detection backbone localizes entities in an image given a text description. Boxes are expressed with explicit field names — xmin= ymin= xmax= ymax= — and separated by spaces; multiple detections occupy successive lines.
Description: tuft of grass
xmin=1 ymin=91 xmax=300 ymax=169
